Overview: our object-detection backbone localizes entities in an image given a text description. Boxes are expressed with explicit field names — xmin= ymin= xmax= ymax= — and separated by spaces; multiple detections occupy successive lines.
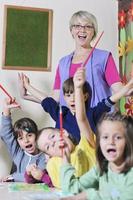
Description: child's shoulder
xmin=128 ymin=167 xmax=133 ymax=175
xmin=46 ymin=157 xmax=62 ymax=177
xmin=123 ymin=167 xmax=133 ymax=186
xmin=47 ymin=157 xmax=62 ymax=167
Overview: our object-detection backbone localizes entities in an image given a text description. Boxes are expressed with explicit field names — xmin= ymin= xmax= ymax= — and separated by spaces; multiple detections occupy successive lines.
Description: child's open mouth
xmin=107 ymin=148 xmax=116 ymax=156
xmin=25 ymin=144 xmax=34 ymax=152
xmin=71 ymin=104 xmax=75 ymax=108
xmin=26 ymin=144 xmax=32 ymax=148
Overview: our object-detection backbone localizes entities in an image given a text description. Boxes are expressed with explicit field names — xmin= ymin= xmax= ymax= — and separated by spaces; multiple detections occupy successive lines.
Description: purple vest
xmin=59 ymin=48 xmax=112 ymax=107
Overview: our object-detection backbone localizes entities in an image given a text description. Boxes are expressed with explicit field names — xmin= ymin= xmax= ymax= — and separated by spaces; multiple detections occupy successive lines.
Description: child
xmin=60 ymin=112 xmax=133 ymax=200
xmin=24 ymin=69 xmax=96 ymax=188
xmin=0 ymin=97 xmax=51 ymax=184
xmin=19 ymin=69 xmax=115 ymax=143
xmin=25 ymin=70 xmax=133 ymax=189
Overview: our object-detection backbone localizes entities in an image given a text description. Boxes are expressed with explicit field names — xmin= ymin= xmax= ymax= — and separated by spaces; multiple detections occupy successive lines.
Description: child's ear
xmin=63 ymin=129 xmax=69 ymax=137
xmin=84 ymin=93 xmax=89 ymax=101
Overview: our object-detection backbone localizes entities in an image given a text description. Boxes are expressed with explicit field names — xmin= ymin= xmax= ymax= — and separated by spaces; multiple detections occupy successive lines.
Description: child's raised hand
xmin=3 ymin=97 xmax=20 ymax=116
xmin=18 ymin=73 xmax=30 ymax=90
xmin=73 ymin=67 xmax=86 ymax=88
xmin=23 ymin=74 xmax=30 ymax=89
xmin=18 ymin=72 xmax=27 ymax=98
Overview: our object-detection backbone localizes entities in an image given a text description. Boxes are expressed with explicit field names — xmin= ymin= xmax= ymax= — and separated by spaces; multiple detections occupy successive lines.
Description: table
xmin=0 ymin=182 xmax=67 ymax=200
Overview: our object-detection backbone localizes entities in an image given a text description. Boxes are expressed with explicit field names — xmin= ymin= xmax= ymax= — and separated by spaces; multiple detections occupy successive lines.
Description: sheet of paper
xmin=8 ymin=183 xmax=73 ymax=199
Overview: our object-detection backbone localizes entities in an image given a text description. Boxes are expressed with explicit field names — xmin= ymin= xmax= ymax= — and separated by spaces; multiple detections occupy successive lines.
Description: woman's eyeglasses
xmin=72 ymin=24 xmax=94 ymax=31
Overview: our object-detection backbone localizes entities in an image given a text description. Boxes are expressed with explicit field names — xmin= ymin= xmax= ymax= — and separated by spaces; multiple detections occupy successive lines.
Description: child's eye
xmin=17 ymin=137 xmax=22 ymax=140
xmin=28 ymin=133 xmax=32 ymax=137
xmin=115 ymin=136 xmax=123 ymax=140
xmin=50 ymin=134 xmax=55 ymax=139
xmin=46 ymin=145 xmax=50 ymax=151
xmin=65 ymin=94 xmax=70 ymax=97
xmin=101 ymin=136 xmax=108 ymax=139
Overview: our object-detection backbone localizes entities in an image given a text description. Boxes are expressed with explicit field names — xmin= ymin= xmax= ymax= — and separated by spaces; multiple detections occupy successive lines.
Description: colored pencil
xmin=59 ymin=105 xmax=63 ymax=157
xmin=0 ymin=84 xmax=12 ymax=100
xmin=82 ymin=31 xmax=104 ymax=67
xmin=0 ymin=84 xmax=19 ymax=107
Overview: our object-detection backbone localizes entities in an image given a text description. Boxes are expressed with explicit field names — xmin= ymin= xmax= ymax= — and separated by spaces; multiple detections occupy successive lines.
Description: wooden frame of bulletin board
xmin=2 ymin=5 xmax=53 ymax=71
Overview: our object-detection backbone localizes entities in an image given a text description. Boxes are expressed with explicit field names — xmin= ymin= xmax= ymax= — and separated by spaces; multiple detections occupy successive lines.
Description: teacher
xmin=53 ymin=10 xmax=122 ymax=107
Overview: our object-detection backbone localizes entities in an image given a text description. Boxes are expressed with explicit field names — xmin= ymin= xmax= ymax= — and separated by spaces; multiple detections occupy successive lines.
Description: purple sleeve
xmin=41 ymin=170 xmax=53 ymax=187
xmin=24 ymin=171 xmax=36 ymax=183
xmin=24 ymin=170 xmax=53 ymax=186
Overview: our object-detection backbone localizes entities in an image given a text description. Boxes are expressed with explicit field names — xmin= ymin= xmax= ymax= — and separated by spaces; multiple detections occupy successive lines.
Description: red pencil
xmin=0 ymin=84 xmax=20 ymax=107
xmin=59 ymin=105 xmax=63 ymax=157
xmin=0 ymin=84 xmax=12 ymax=100
xmin=82 ymin=31 xmax=104 ymax=67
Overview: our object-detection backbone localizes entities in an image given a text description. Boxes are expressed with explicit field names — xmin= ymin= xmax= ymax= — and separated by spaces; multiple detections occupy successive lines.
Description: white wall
xmin=0 ymin=0 xmax=118 ymax=178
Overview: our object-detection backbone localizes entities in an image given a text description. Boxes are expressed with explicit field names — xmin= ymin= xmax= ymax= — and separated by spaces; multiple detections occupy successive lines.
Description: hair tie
xmin=24 ymin=127 xmax=31 ymax=133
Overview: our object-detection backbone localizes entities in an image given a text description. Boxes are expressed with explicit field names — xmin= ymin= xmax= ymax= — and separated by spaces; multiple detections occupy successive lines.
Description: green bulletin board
xmin=2 ymin=5 xmax=53 ymax=71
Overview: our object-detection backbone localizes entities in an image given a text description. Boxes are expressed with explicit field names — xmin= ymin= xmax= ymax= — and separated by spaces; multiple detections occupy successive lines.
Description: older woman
xmin=53 ymin=10 xmax=122 ymax=107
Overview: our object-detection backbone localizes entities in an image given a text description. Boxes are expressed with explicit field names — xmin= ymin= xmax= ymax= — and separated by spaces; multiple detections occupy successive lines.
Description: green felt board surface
xmin=5 ymin=8 xmax=49 ymax=68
